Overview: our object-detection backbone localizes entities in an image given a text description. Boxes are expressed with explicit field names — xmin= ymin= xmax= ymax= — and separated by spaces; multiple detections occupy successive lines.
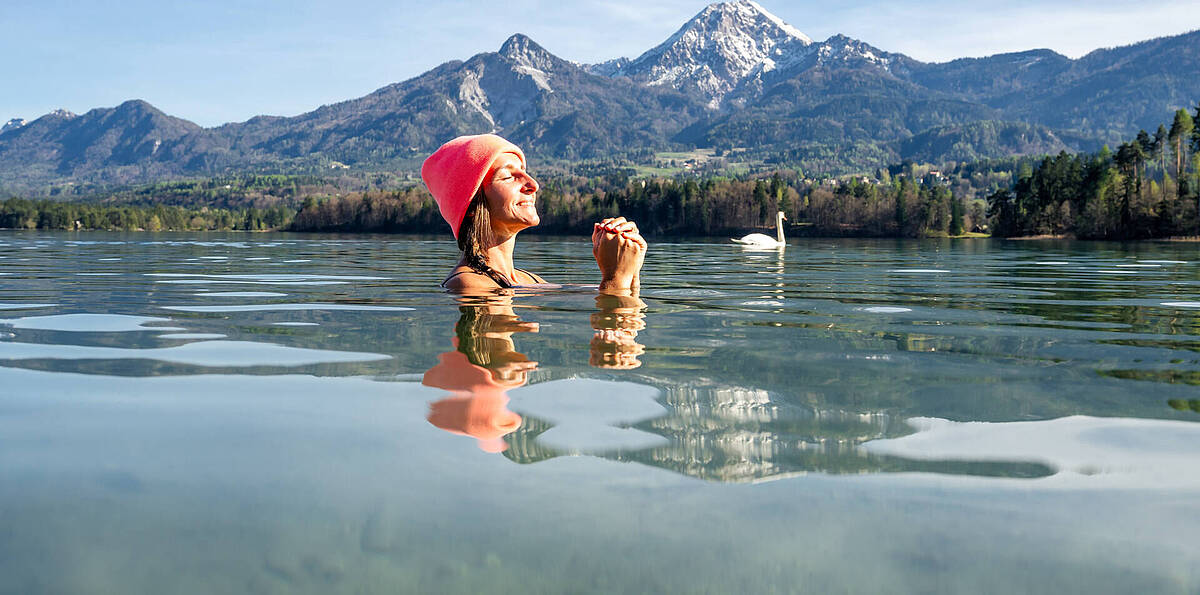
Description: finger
xmin=601 ymin=217 xmax=627 ymax=231
xmin=623 ymin=231 xmax=647 ymax=249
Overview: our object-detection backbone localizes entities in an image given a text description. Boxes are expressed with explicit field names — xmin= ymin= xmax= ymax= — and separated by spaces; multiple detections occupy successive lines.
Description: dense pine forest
xmin=286 ymin=172 xmax=977 ymax=238
xmin=3 ymin=106 xmax=1198 ymax=240
xmin=989 ymin=108 xmax=1200 ymax=239
xmin=0 ymin=198 xmax=294 ymax=232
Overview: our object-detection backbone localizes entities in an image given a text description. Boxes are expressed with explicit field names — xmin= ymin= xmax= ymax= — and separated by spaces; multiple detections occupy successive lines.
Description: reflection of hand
xmin=590 ymin=331 xmax=646 ymax=369
xmin=487 ymin=358 xmax=538 ymax=387
xmin=592 ymin=217 xmax=646 ymax=293
xmin=589 ymin=293 xmax=647 ymax=369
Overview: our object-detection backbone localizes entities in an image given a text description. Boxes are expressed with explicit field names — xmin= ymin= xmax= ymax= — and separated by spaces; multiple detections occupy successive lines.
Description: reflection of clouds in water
xmin=857 ymin=306 xmax=912 ymax=313
xmin=273 ymin=322 xmax=319 ymax=327
xmin=162 ymin=304 xmax=413 ymax=313
xmin=148 ymin=273 xmax=382 ymax=288
xmin=511 ymin=379 xmax=668 ymax=453
xmin=646 ymin=288 xmax=727 ymax=298
xmin=0 ymin=303 xmax=57 ymax=310
xmin=0 ymin=340 xmax=389 ymax=367
xmin=863 ymin=416 xmax=1200 ymax=488
xmin=157 ymin=280 xmax=349 ymax=285
xmin=157 ymin=333 xmax=227 ymax=340
xmin=1162 ymin=302 xmax=1200 ymax=308
xmin=887 ymin=269 xmax=949 ymax=273
xmin=147 ymin=274 xmax=386 ymax=281
xmin=194 ymin=292 xmax=288 ymax=297
xmin=0 ymin=314 xmax=183 ymax=332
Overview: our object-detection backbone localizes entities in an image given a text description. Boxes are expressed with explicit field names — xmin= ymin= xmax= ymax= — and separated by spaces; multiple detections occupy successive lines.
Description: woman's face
xmin=482 ymin=153 xmax=540 ymax=234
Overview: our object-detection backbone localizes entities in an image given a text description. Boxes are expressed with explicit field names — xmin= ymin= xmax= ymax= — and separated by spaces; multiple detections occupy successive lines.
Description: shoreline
xmin=6 ymin=227 xmax=1199 ymax=243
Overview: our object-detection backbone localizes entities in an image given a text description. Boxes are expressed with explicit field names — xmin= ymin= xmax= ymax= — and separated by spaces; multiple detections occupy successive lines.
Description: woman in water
xmin=421 ymin=134 xmax=646 ymax=293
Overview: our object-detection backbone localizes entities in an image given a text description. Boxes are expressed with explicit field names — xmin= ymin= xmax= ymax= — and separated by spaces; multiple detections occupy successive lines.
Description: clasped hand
xmin=592 ymin=217 xmax=646 ymax=292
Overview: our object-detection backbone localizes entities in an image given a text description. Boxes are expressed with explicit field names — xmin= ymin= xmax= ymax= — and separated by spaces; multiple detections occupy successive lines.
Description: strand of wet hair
xmin=458 ymin=195 xmax=513 ymax=288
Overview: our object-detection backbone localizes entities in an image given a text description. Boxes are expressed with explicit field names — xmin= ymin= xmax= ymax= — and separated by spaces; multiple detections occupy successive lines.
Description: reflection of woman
xmin=421 ymin=134 xmax=646 ymax=293
xmin=423 ymin=293 xmax=653 ymax=454
xmin=421 ymin=301 xmax=538 ymax=452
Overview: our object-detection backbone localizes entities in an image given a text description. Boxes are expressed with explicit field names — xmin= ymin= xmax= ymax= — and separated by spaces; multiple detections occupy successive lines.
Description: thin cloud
xmin=793 ymin=0 xmax=1200 ymax=61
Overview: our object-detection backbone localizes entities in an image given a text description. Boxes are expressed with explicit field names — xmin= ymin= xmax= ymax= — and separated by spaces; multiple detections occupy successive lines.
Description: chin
xmin=517 ymin=212 xmax=540 ymax=229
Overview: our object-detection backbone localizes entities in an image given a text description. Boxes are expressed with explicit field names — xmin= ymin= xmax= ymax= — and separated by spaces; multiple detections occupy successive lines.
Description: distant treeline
xmin=989 ymin=107 xmax=1200 ymax=239
xmin=7 ymin=106 xmax=1199 ymax=240
xmin=0 ymin=198 xmax=294 ymax=231
xmin=288 ymin=171 xmax=980 ymax=238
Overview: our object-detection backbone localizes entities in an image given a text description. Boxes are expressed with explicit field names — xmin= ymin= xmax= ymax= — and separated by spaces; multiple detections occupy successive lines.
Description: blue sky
xmin=3 ymin=0 xmax=1198 ymax=127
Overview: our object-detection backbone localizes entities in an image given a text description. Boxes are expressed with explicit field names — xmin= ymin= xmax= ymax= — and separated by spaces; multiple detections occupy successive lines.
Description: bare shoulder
xmin=514 ymin=269 xmax=547 ymax=284
xmin=442 ymin=267 xmax=499 ymax=291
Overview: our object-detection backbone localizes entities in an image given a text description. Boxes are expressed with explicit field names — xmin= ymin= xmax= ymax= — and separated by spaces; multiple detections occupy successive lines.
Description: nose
xmin=522 ymin=173 xmax=539 ymax=194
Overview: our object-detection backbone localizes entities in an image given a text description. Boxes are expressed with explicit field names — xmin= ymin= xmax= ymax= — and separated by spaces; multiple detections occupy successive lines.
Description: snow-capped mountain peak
xmin=735 ymin=0 xmax=811 ymax=43
xmin=1 ymin=118 xmax=27 ymax=134
xmin=498 ymin=34 xmax=558 ymax=72
xmin=605 ymin=0 xmax=815 ymax=107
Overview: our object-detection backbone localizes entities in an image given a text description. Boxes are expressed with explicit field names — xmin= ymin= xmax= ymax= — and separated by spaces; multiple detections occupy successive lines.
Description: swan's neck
xmin=776 ymin=216 xmax=784 ymax=244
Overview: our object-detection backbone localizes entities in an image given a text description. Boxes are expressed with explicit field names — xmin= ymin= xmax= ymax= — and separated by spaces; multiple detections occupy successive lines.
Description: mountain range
xmin=2 ymin=0 xmax=1198 ymax=190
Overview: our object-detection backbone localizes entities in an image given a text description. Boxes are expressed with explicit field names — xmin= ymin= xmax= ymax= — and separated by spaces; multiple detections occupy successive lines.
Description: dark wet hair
xmin=454 ymin=305 xmax=528 ymax=372
xmin=456 ymin=188 xmax=512 ymax=288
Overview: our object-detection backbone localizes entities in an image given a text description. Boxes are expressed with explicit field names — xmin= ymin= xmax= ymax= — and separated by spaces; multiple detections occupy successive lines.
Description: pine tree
xmin=949 ymin=195 xmax=964 ymax=236
xmin=1155 ymin=124 xmax=1169 ymax=203
xmin=1169 ymin=109 xmax=1194 ymax=199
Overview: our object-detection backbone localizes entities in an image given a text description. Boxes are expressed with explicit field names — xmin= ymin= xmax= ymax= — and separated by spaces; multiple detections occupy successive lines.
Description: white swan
xmin=732 ymin=211 xmax=786 ymax=248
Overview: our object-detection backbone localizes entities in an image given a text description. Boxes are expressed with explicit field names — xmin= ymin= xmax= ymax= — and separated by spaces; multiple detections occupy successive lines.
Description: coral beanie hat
xmin=421 ymin=134 xmax=526 ymax=239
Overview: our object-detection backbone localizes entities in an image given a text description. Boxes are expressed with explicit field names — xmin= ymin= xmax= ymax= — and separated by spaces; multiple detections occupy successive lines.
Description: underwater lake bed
xmin=1 ymin=231 xmax=1198 ymax=594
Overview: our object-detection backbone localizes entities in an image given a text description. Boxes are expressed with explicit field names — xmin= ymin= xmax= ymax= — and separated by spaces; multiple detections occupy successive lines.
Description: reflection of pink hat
xmin=422 ymin=348 xmax=507 ymax=392
xmin=427 ymin=394 xmax=522 ymax=453
xmin=421 ymin=134 xmax=526 ymax=239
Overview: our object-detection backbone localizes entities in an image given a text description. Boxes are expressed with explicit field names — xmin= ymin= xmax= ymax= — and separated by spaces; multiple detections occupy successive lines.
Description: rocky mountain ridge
xmin=2 ymin=1 xmax=1198 ymax=190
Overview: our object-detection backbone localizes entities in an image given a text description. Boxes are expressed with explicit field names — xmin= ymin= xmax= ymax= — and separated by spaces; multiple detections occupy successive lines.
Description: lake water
xmin=1 ymin=231 xmax=1198 ymax=594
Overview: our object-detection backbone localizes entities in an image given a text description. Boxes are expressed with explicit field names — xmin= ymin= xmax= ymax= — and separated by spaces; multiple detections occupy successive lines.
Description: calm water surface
xmin=1 ymin=231 xmax=1199 ymax=594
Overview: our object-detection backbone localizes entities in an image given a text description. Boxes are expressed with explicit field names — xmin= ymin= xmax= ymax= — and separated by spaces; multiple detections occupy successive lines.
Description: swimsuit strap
xmin=441 ymin=268 xmax=513 ymax=289
xmin=513 ymin=267 xmax=547 ymax=284
xmin=441 ymin=267 xmax=543 ymax=288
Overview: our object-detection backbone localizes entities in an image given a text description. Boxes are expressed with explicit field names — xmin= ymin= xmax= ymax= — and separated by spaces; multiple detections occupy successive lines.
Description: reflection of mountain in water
xmin=503 ymin=377 xmax=1052 ymax=482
